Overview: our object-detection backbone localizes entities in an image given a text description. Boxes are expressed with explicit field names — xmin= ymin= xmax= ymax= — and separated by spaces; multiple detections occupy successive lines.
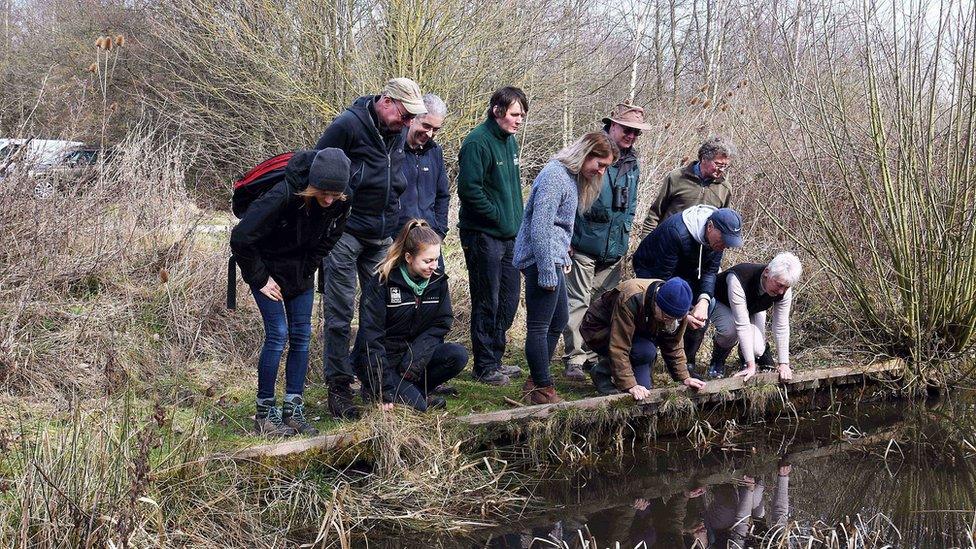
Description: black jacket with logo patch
xmin=351 ymin=267 xmax=454 ymax=390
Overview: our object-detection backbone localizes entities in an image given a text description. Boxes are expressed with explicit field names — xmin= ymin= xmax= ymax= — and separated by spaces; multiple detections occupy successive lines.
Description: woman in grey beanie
xmin=230 ymin=148 xmax=351 ymax=437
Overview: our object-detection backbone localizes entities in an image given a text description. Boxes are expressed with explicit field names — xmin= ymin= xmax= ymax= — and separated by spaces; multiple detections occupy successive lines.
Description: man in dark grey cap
xmin=315 ymin=77 xmax=427 ymax=420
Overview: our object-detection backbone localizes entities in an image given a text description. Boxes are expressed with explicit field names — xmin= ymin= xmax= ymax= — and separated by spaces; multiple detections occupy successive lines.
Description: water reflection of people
xmin=705 ymin=463 xmax=791 ymax=547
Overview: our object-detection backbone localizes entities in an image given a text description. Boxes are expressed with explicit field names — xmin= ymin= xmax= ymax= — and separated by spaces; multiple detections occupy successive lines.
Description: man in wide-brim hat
xmin=561 ymin=103 xmax=652 ymax=382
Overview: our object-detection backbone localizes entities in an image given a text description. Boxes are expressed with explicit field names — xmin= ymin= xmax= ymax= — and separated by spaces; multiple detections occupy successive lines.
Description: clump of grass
xmin=743 ymin=382 xmax=782 ymax=419
xmin=335 ymin=408 xmax=533 ymax=533
xmin=659 ymin=391 xmax=696 ymax=427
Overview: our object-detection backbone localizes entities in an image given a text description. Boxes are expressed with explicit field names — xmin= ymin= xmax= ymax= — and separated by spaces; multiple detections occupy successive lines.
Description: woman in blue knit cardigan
xmin=513 ymin=131 xmax=619 ymax=404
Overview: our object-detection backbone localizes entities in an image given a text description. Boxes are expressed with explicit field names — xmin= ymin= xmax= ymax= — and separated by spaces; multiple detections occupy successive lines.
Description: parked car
xmin=29 ymin=146 xmax=116 ymax=197
xmin=0 ymin=138 xmax=84 ymax=175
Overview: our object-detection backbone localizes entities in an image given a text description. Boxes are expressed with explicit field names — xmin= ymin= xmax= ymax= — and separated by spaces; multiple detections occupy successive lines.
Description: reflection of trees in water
xmin=465 ymin=396 xmax=976 ymax=548
xmin=788 ymin=401 xmax=976 ymax=547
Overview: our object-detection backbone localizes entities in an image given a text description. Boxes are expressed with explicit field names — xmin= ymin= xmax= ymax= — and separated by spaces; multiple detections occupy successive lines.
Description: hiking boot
xmin=498 ymin=363 xmax=523 ymax=378
xmin=522 ymin=379 xmax=563 ymax=405
xmin=431 ymin=384 xmax=459 ymax=396
xmin=564 ymin=362 xmax=587 ymax=381
xmin=282 ymin=394 xmax=319 ymax=436
xmin=254 ymin=398 xmax=296 ymax=437
xmin=589 ymin=360 xmax=620 ymax=395
xmin=708 ymin=344 xmax=734 ymax=379
xmin=426 ymin=395 xmax=447 ymax=410
xmin=328 ymin=385 xmax=361 ymax=421
xmin=474 ymin=369 xmax=511 ymax=386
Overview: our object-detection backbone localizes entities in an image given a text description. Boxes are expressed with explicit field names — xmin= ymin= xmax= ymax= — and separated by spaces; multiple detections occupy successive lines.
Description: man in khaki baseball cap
xmin=313 ymin=76 xmax=428 ymax=420
xmin=384 ymin=77 xmax=427 ymax=117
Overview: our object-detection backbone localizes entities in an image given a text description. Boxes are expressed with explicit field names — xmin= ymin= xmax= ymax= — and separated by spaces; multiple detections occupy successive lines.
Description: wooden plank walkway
xmin=230 ymin=359 xmax=904 ymax=461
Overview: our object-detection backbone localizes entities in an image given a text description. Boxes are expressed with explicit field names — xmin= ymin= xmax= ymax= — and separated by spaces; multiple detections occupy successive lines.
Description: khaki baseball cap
xmin=384 ymin=77 xmax=427 ymax=115
xmin=601 ymin=103 xmax=652 ymax=131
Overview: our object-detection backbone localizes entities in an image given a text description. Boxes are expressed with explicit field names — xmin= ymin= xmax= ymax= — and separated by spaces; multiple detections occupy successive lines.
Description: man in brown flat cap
xmin=561 ymin=103 xmax=651 ymax=381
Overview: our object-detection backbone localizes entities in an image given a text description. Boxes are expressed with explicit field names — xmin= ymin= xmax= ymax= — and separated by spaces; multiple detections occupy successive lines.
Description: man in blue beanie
xmin=579 ymin=277 xmax=708 ymax=400
xmin=631 ymin=205 xmax=744 ymax=377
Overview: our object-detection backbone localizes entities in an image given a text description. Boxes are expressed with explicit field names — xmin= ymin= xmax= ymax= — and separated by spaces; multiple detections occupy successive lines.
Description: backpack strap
xmin=226 ymin=256 xmax=237 ymax=310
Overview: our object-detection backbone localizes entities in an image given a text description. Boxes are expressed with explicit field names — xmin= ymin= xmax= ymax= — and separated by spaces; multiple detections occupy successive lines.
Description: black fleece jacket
xmin=230 ymin=150 xmax=350 ymax=299
xmin=315 ymin=95 xmax=406 ymax=240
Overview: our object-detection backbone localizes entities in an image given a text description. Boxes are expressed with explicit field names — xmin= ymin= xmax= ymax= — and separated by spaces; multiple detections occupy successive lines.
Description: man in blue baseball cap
xmin=631 ymin=205 xmax=745 ymax=376
xmin=579 ymin=277 xmax=708 ymax=399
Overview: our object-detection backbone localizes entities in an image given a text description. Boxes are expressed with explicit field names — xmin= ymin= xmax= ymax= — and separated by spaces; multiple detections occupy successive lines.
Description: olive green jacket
xmin=639 ymin=161 xmax=732 ymax=239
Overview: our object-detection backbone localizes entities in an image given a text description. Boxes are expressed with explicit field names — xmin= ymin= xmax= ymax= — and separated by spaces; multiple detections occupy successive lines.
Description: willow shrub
xmin=756 ymin=4 xmax=976 ymax=383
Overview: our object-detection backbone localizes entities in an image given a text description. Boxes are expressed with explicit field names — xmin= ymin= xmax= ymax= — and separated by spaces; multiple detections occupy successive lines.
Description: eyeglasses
xmin=393 ymin=100 xmax=416 ymax=123
xmin=712 ymin=159 xmax=730 ymax=170
xmin=622 ymin=127 xmax=642 ymax=137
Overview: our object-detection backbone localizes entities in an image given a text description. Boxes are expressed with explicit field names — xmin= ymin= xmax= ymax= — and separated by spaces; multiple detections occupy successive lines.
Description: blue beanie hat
xmin=655 ymin=277 xmax=693 ymax=318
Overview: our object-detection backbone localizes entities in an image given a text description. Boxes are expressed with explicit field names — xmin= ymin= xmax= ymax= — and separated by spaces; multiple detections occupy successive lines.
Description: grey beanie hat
xmin=309 ymin=148 xmax=351 ymax=193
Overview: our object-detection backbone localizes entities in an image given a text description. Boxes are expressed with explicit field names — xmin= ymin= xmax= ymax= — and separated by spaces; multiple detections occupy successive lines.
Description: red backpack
xmin=227 ymin=152 xmax=294 ymax=308
xmin=231 ymin=152 xmax=295 ymax=218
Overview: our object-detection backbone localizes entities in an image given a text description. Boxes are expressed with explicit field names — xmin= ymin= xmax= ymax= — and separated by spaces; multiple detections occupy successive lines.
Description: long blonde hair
xmin=375 ymin=219 xmax=442 ymax=283
xmin=553 ymin=131 xmax=619 ymax=213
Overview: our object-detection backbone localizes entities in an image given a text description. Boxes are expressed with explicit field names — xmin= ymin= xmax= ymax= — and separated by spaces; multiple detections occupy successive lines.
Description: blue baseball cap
xmin=708 ymin=208 xmax=743 ymax=248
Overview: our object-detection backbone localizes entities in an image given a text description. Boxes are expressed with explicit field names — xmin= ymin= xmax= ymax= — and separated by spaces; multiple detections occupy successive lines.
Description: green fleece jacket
xmin=456 ymin=116 xmax=524 ymax=238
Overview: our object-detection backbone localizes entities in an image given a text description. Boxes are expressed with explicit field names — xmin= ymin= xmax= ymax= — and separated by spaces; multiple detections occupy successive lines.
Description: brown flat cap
xmin=601 ymin=103 xmax=652 ymax=131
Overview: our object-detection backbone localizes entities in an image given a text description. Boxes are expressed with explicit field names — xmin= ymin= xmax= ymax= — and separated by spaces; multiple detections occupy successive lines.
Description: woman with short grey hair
xmin=706 ymin=252 xmax=802 ymax=381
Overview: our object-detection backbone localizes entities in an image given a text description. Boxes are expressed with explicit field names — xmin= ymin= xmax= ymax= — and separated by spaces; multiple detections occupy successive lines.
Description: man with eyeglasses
xmin=561 ymin=104 xmax=649 ymax=382
xmin=397 ymin=94 xmax=450 ymax=246
xmin=580 ymin=277 xmax=707 ymax=399
xmin=638 ymin=136 xmax=735 ymax=240
xmin=314 ymin=77 xmax=427 ymax=420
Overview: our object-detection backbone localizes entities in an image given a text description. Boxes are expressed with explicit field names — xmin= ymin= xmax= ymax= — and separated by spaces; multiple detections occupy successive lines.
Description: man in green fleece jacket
xmin=457 ymin=86 xmax=528 ymax=386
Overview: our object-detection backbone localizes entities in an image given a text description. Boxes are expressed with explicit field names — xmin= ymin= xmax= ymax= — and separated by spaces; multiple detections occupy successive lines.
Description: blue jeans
xmin=460 ymin=230 xmax=521 ymax=376
xmin=322 ymin=232 xmax=391 ymax=386
xmin=630 ymin=335 xmax=659 ymax=389
xmin=251 ymin=287 xmax=314 ymax=399
xmin=523 ymin=264 xmax=568 ymax=387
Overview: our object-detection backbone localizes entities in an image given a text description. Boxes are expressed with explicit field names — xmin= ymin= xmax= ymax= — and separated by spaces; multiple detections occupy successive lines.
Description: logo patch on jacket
xmin=389 ymin=287 xmax=402 ymax=304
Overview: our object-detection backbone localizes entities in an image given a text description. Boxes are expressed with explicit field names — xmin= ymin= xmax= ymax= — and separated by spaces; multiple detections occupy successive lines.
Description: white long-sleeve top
xmin=726 ymin=274 xmax=792 ymax=364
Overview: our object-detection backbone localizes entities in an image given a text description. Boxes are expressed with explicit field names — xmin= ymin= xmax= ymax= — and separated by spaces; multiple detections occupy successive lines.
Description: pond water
xmin=435 ymin=389 xmax=976 ymax=548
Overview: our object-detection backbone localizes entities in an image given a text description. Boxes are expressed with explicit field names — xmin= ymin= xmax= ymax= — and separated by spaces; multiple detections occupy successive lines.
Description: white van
xmin=0 ymin=138 xmax=84 ymax=177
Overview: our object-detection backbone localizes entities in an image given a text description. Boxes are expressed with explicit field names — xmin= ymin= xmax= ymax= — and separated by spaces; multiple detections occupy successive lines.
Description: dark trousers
xmin=630 ymin=335 xmax=659 ymax=389
xmin=321 ymin=232 xmax=391 ymax=386
xmin=591 ymin=334 xmax=658 ymax=391
xmin=523 ymin=263 xmax=568 ymax=387
xmin=251 ymin=287 xmax=314 ymax=399
xmin=460 ymin=229 xmax=520 ymax=376
xmin=684 ymin=297 xmax=716 ymax=367
xmin=360 ymin=343 xmax=467 ymax=411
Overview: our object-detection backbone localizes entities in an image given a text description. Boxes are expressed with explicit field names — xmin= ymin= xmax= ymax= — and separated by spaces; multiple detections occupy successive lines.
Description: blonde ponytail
xmin=376 ymin=219 xmax=442 ymax=283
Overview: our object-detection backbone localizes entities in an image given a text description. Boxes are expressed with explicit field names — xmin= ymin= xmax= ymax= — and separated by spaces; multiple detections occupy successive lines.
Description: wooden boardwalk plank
xmin=229 ymin=359 xmax=904 ymax=461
